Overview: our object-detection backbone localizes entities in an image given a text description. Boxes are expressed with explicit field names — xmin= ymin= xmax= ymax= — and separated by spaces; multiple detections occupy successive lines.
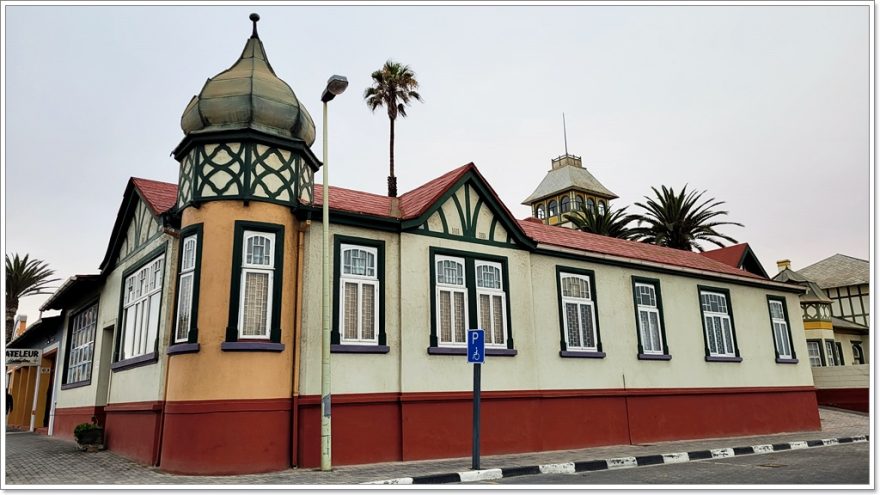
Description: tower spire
xmin=563 ymin=112 xmax=569 ymax=155
xmin=250 ymin=13 xmax=260 ymax=39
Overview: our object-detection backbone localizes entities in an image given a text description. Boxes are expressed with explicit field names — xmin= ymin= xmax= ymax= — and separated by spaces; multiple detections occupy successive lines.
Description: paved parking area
xmin=3 ymin=407 xmax=869 ymax=486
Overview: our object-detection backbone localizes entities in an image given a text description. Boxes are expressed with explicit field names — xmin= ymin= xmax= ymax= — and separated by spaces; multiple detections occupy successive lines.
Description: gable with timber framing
xmin=402 ymin=169 xmax=535 ymax=250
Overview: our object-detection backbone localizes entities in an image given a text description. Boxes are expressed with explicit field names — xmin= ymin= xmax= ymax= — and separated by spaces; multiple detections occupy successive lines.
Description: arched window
xmin=586 ymin=198 xmax=595 ymax=214
xmin=340 ymin=244 xmax=379 ymax=343
xmin=548 ymin=200 xmax=558 ymax=217
xmin=239 ymin=231 xmax=276 ymax=338
xmin=559 ymin=273 xmax=598 ymax=351
xmin=560 ymin=196 xmax=571 ymax=213
xmin=598 ymin=200 xmax=606 ymax=215
xmin=575 ymin=195 xmax=585 ymax=211
xmin=536 ymin=205 xmax=546 ymax=219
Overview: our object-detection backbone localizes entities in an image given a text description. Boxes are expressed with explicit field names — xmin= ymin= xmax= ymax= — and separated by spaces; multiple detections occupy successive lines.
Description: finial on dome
xmin=250 ymin=13 xmax=260 ymax=38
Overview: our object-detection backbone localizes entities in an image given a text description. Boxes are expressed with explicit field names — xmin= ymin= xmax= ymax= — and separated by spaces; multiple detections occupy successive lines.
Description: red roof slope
xmin=134 ymin=166 xmax=766 ymax=282
xmin=518 ymin=220 xmax=763 ymax=279
xmin=132 ymin=177 xmax=178 ymax=215
xmin=312 ymin=184 xmax=394 ymax=218
xmin=700 ymin=243 xmax=748 ymax=268
xmin=398 ymin=163 xmax=473 ymax=218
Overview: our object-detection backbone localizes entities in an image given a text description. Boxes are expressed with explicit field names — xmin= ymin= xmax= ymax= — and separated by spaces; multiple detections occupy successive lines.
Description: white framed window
xmin=339 ymin=244 xmax=379 ymax=344
xmin=121 ymin=256 xmax=164 ymax=360
xmin=560 ymin=273 xmax=598 ymax=351
xmin=475 ymin=261 xmax=507 ymax=347
xmin=700 ymin=291 xmax=736 ymax=357
xmin=238 ymin=231 xmax=275 ymax=339
xmin=635 ymin=282 xmax=663 ymax=354
xmin=807 ymin=341 xmax=822 ymax=367
xmin=824 ymin=340 xmax=838 ymax=366
xmin=598 ymin=200 xmax=606 ymax=215
xmin=536 ymin=205 xmax=546 ymax=220
xmin=67 ymin=304 xmax=97 ymax=383
xmin=768 ymin=300 xmax=793 ymax=359
xmin=174 ymin=235 xmax=197 ymax=343
xmin=436 ymin=255 xmax=468 ymax=346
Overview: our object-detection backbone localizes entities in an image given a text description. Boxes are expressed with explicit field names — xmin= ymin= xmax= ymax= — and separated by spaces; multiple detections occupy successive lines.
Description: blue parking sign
xmin=467 ymin=329 xmax=485 ymax=364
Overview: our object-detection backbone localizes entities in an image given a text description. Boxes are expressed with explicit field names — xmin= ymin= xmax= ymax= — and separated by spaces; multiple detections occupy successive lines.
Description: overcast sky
xmin=3 ymin=3 xmax=871 ymax=322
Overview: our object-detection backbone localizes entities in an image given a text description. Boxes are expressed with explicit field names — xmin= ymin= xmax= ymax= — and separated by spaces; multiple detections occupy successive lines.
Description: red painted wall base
xmin=104 ymin=401 xmax=164 ymax=466
xmin=816 ymin=388 xmax=869 ymax=413
xmin=52 ymin=406 xmax=105 ymax=441
xmin=56 ymin=387 xmax=821 ymax=475
xmin=159 ymin=398 xmax=292 ymax=475
xmin=295 ymin=386 xmax=821 ymax=469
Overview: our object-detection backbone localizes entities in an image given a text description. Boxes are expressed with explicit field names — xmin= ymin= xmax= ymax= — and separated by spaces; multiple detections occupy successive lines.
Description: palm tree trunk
xmin=388 ymin=117 xmax=397 ymax=197
xmin=5 ymin=299 xmax=18 ymax=344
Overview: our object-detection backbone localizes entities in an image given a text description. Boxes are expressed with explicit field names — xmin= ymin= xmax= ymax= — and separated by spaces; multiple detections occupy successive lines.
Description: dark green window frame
xmin=631 ymin=276 xmax=670 ymax=360
xmin=697 ymin=285 xmax=741 ymax=362
xmin=112 ymin=243 xmax=167 ymax=372
xmin=427 ymin=247 xmax=516 ymax=356
xmin=766 ymin=295 xmax=798 ymax=364
xmin=224 ymin=221 xmax=285 ymax=352
xmin=556 ymin=266 xmax=605 ymax=358
xmin=60 ymin=297 xmax=100 ymax=389
xmin=168 ymin=224 xmax=203 ymax=355
xmin=331 ymin=235 xmax=388 ymax=354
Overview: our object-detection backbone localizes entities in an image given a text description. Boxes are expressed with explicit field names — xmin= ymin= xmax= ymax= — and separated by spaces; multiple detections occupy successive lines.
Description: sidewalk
xmin=4 ymin=407 xmax=869 ymax=486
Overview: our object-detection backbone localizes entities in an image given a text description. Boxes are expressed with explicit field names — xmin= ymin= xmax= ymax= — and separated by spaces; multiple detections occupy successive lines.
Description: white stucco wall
xmin=298 ymin=224 xmax=814 ymax=396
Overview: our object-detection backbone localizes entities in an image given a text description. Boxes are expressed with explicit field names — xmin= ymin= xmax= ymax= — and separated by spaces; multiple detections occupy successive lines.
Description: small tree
xmin=565 ymin=203 xmax=639 ymax=240
xmin=5 ymin=254 xmax=59 ymax=342
xmin=364 ymin=60 xmax=423 ymax=198
xmin=631 ymin=185 xmax=742 ymax=252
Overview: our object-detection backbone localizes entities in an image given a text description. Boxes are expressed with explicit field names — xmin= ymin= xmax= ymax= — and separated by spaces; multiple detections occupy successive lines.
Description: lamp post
xmin=320 ymin=74 xmax=348 ymax=472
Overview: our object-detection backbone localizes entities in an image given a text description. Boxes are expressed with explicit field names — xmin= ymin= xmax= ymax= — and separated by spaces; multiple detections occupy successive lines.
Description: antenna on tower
xmin=563 ymin=113 xmax=569 ymax=155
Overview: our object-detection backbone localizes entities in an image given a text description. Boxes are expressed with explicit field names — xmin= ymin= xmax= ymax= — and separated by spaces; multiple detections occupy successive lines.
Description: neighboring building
xmin=5 ymin=315 xmax=65 ymax=433
xmin=46 ymin=15 xmax=821 ymax=475
xmin=773 ymin=257 xmax=869 ymax=367
xmin=772 ymin=257 xmax=869 ymax=413
xmin=700 ymin=243 xmax=769 ymax=278
xmin=799 ymin=254 xmax=870 ymax=329
xmin=522 ymin=153 xmax=617 ymax=227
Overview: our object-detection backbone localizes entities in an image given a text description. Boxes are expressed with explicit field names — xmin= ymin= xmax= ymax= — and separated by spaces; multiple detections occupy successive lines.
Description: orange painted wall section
xmin=166 ymin=201 xmax=298 ymax=402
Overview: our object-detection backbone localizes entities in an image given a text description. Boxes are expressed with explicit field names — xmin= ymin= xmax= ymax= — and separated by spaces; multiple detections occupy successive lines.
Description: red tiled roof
xmin=312 ymin=184 xmax=394 ymax=218
xmin=132 ymin=178 xmax=178 ymax=215
xmin=398 ymin=163 xmax=473 ymax=218
xmin=130 ymin=166 xmax=766 ymax=282
xmin=700 ymin=243 xmax=748 ymax=268
xmin=517 ymin=220 xmax=764 ymax=279
xmin=311 ymin=163 xmax=475 ymax=220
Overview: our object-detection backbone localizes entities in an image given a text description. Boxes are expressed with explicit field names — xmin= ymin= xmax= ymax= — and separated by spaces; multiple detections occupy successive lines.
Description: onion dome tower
xmin=173 ymin=13 xmax=320 ymax=207
xmin=162 ymin=14 xmax=316 ymax=475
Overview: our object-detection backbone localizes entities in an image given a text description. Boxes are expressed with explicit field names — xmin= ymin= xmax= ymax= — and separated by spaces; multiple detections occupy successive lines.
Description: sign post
xmin=467 ymin=329 xmax=485 ymax=470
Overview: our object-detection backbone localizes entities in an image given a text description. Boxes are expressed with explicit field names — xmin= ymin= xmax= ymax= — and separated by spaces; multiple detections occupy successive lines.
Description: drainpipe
xmin=290 ymin=220 xmax=309 ymax=466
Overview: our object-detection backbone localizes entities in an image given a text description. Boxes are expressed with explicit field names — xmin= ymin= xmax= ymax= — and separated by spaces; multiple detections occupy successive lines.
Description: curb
xmin=361 ymin=435 xmax=869 ymax=485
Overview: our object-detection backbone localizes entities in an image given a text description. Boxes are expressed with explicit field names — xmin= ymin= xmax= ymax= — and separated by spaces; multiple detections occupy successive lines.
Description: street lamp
xmin=321 ymin=74 xmax=348 ymax=472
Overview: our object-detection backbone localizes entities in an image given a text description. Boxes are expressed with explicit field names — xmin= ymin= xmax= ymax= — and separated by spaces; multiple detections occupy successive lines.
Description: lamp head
xmin=321 ymin=75 xmax=349 ymax=102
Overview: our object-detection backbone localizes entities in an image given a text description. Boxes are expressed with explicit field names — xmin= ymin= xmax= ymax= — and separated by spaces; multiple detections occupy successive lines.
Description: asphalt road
xmin=465 ymin=442 xmax=870 ymax=485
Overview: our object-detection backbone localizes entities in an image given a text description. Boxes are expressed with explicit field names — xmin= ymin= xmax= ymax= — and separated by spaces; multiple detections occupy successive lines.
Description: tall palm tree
xmin=5 ymin=253 xmax=59 ymax=342
xmin=631 ymin=185 xmax=743 ymax=252
xmin=364 ymin=60 xmax=423 ymax=197
xmin=565 ymin=203 xmax=639 ymax=240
